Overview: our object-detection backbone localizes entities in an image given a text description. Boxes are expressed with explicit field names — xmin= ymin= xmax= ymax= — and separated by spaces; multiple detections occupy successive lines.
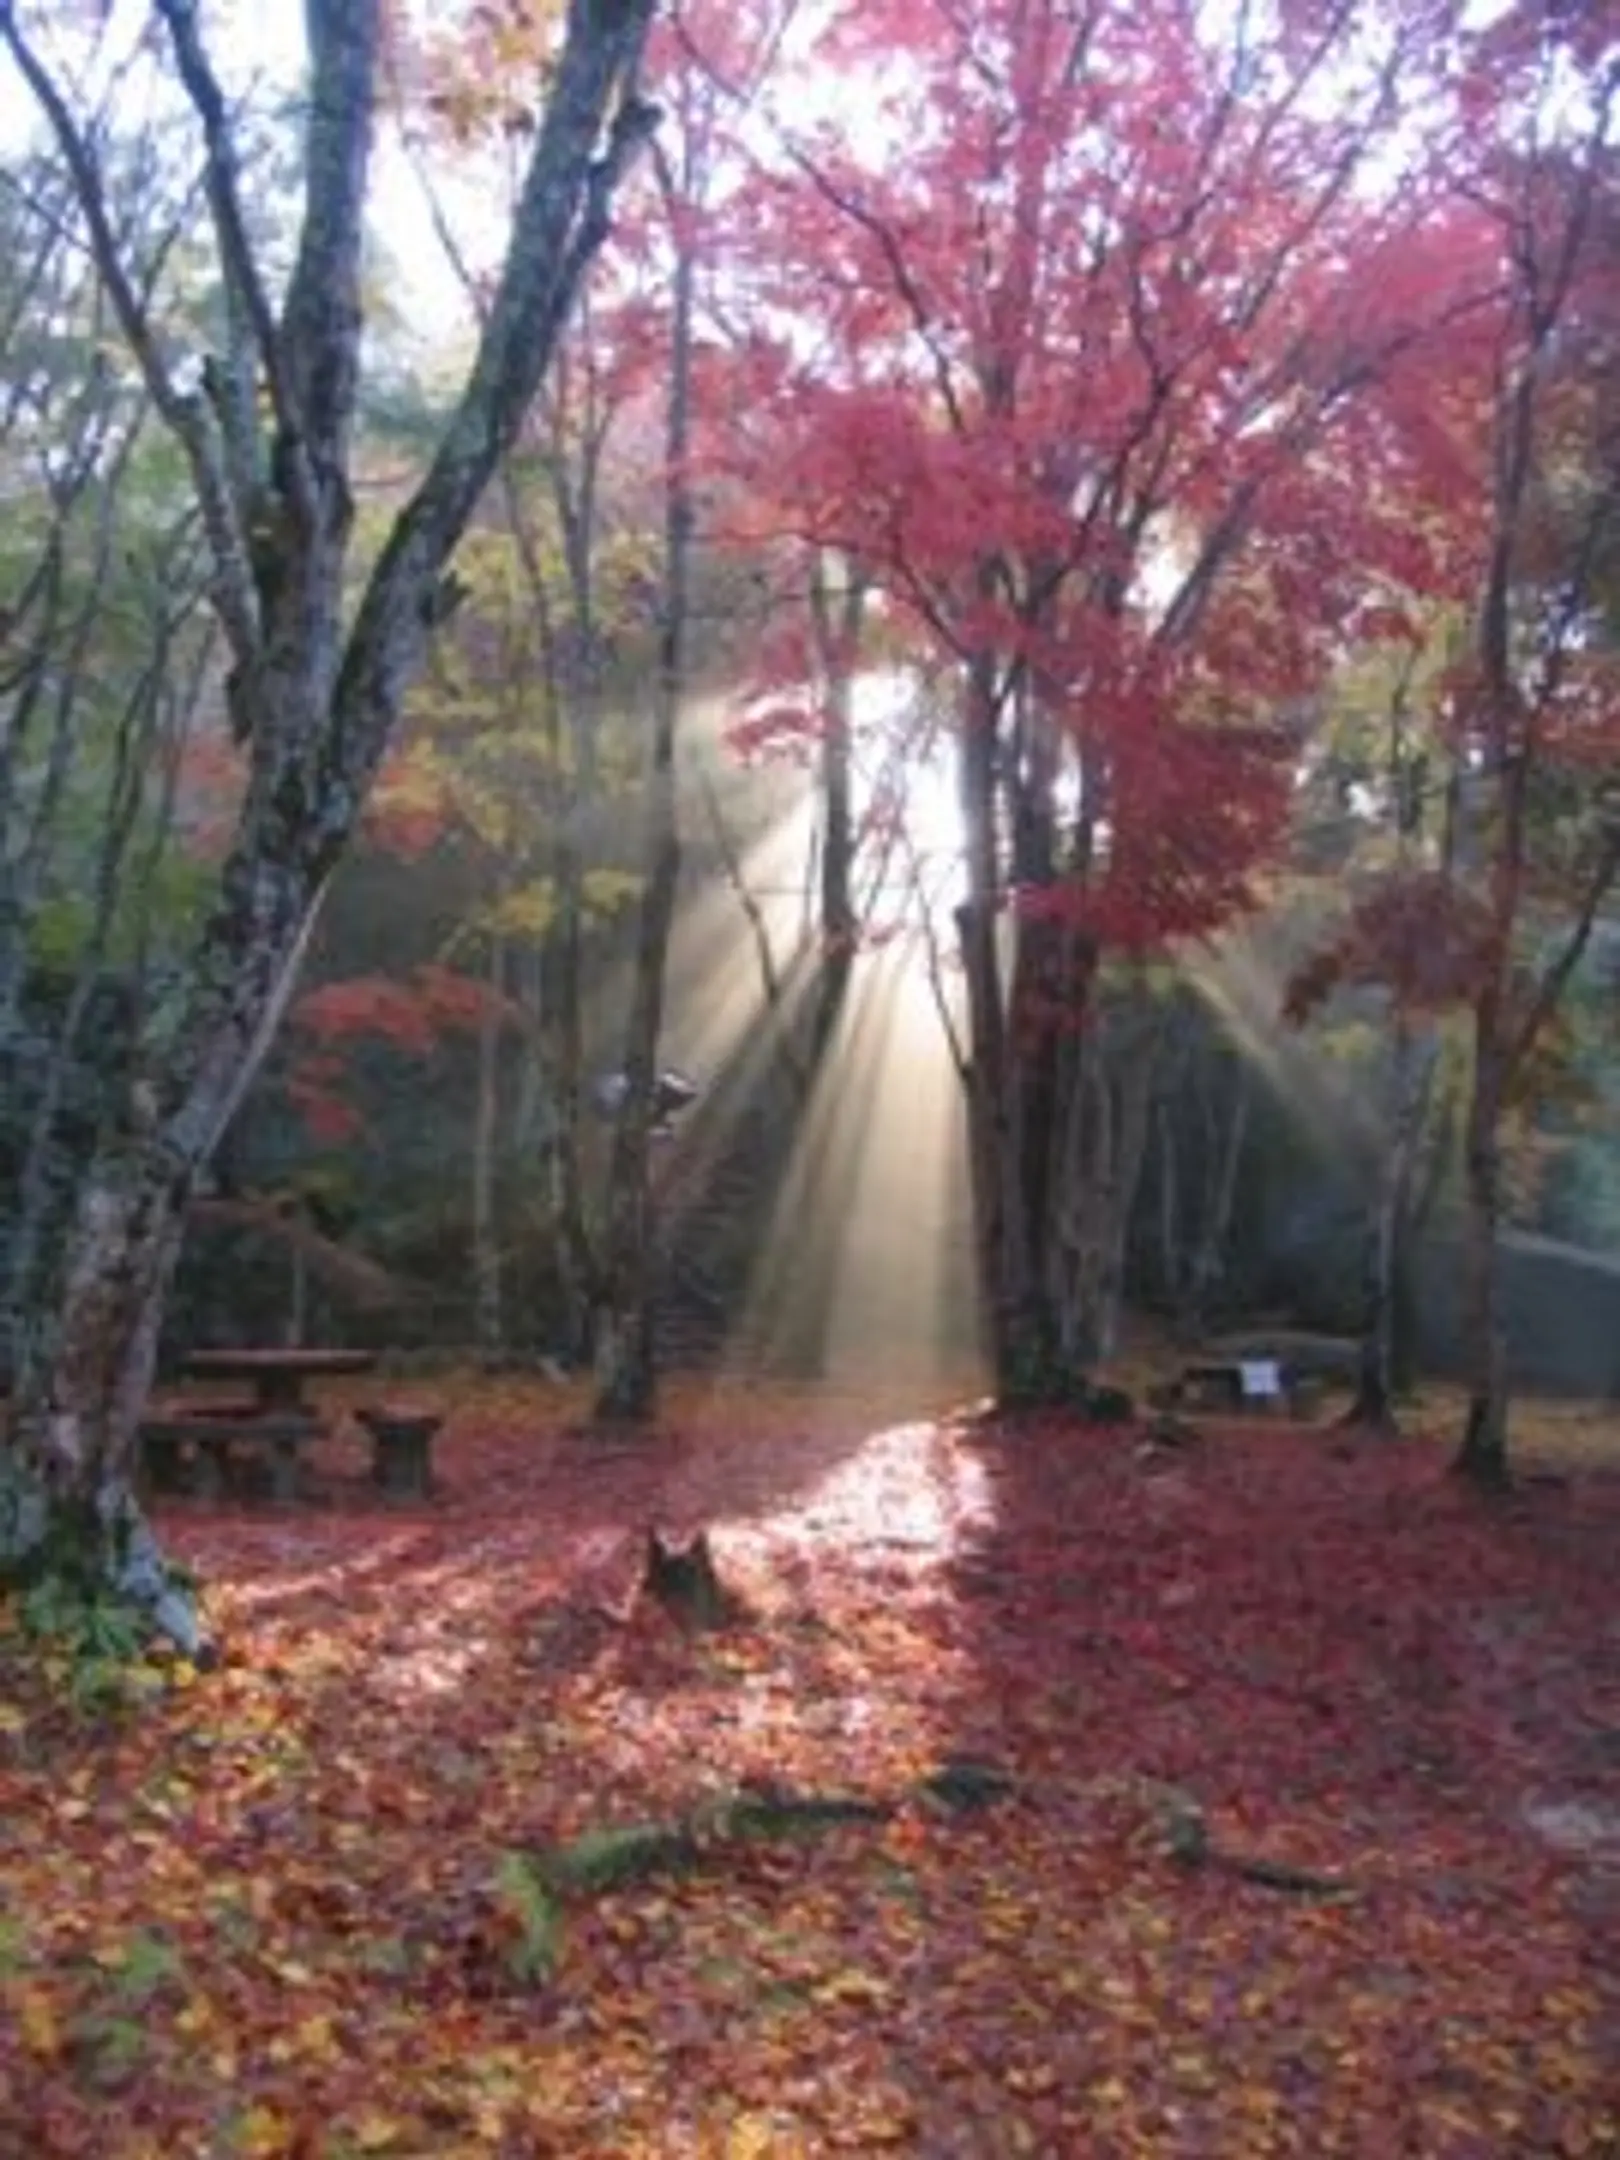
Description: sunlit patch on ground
xmin=752 ymin=1417 xmax=996 ymax=1561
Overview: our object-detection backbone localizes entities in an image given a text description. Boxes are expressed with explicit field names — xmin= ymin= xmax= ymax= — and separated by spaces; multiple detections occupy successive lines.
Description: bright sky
xmin=1 ymin=0 xmax=1591 ymax=399
xmin=0 ymin=0 xmax=478 ymax=351
xmin=220 ymin=0 xmax=481 ymax=341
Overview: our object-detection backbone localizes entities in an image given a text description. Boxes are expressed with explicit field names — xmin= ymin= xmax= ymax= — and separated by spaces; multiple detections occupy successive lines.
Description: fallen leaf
xmin=15 ymin=1986 xmax=59 ymax=2059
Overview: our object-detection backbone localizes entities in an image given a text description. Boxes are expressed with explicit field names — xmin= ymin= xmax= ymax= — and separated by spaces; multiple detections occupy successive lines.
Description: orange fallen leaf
xmin=350 ymin=2111 xmax=413 ymax=2152
xmin=812 ymin=1967 xmax=889 ymax=2006
xmin=725 ymin=2115 xmax=781 ymax=2158
xmin=232 ymin=2104 xmax=295 ymax=2158
xmin=15 ymin=1986 xmax=59 ymax=2059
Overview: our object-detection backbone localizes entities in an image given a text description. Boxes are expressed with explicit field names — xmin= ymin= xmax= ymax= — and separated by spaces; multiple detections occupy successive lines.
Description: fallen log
xmin=1147 ymin=1779 xmax=1353 ymax=1899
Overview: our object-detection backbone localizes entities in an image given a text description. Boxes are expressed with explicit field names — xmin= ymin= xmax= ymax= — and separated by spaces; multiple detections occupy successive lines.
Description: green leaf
xmin=110 ymin=1928 xmax=184 ymax=2004
xmin=486 ymin=882 xmax=558 ymax=938
xmin=492 ymin=1851 xmax=564 ymax=1982
xmin=580 ymin=867 xmax=642 ymax=914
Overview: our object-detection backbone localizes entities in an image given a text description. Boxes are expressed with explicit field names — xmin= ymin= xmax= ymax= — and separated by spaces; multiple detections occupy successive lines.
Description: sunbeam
xmin=649 ymin=694 xmax=983 ymax=1395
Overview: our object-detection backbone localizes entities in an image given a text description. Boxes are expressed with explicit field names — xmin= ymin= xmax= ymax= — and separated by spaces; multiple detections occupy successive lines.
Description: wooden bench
xmin=355 ymin=1405 xmax=443 ymax=1501
xmin=139 ymin=1411 xmax=322 ymax=1503
xmin=175 ymin=1396 xmax=263 ymax=1424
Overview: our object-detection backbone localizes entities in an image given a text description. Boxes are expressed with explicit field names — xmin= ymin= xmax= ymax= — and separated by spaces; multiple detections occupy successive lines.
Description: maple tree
xmin=1447 ymin=66 xmax=1620 ymax=1485
xmin=0 ymin=0 xmax=660 ymax=1644
xmin=1287 ymin=20 xmax=1620 ymax=1480
xmin=703 ymin=0 xmax=1497 ymax=1404
xmin=4 ymin=18 xmax=1620 ymax=2138
xmin=1280 ymin=627 xmax=1464 ymax=1431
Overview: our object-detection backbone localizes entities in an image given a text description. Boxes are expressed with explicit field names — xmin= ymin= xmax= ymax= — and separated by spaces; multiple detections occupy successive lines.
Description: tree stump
xmin=356 ymin=1406 xmax=442 ymax=1501
xmin=641 ymin=1529 xmax=737 ymax=1630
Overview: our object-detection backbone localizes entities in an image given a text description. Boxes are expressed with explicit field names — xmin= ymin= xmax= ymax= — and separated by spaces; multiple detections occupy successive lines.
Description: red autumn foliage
xmin=723 ymin=696 xmax=827 ymax=768
xmin=293 ymin=965 xmax=517 ymax=1055
xmin=283 ymin=1051 xmax=366 ymax=1147
xmin=693 ymin=0 xmax=1511 ymax=967
xmin=1283 ymin=871 xmax=1500 ymax=1025
xmin=1282 ymin=75 xmax=1620 ymax=1071
xmin=282 ymin=966 xmax=523 ymax=1144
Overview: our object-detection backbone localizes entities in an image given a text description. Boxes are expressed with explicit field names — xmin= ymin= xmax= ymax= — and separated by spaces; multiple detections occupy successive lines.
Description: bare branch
xmin=151 ymin=0 xmax=306 ymax=512
xmin=0 ymin=13 xmax=261 ymax=668
xmin=333 ymin=0 xmax=659 ymax=765
xmin=1507 ymin=828 xmax=1620 ymax=1079
xmin=697 ymin=758 xmax=790 ymax=1011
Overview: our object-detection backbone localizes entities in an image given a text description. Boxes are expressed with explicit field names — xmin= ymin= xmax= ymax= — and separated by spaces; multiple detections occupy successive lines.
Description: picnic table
xmin=182 ymin=1346 xmax=378 ymax=1413
xmin=141 ymin=1346 xmax=378 ymax=1503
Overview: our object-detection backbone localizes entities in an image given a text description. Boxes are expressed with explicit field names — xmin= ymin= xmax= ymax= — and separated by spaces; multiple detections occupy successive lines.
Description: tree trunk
xmin=500 ymin=396 xmax=602 ymax=1368
xmin=591 ymin=767 xmax=680 ymax=1420
xmin=957 ymin=913 xmax=1052 ymax=1392
xmin=1346 ymin=1217 xmax=1400 ymax=1434
xmin=472 ymin=933 xmax=505 ymax=1358
xmin=1098 ymin=1023 xmax=1156 ymax=1363
xmin=1057 ymin=996 xmax=1158 ymax=1368
xmin=591 ymin=155 xmax=694 ymax=1423
xmin=1185 ymin=1058 xmax=1250 ymax=1333
xmin=808 ymin=551 xmax=861 ymax=1050
xmin=1454 ymin=1015 xmax=1510 ymax=1487
xmin=1056 ymin=1024 xmax=1107 ymax=1367
xmin=3 ymin=835 xmax=324 ymax=1650
xmin=1155 ymin=1098 xmax=1184 ymax=1327
xmin=956 ymin=936 xmax=1069 ymax=1403
xmin=812 ymin=555 xmax=859 ymax=956
xmin=1344 ymin=1024 xmax=1434 ymax=1432
xmin=1347 ymin=1019 xmax=1425 ymax=1425
xmin=1390 ymin=1235 xmax=1421 ymax=1397
xmin=5 ymin=1140 xmax=227 ymax=1654
xmin=544 ymin=718 xmax=598 ymax=1365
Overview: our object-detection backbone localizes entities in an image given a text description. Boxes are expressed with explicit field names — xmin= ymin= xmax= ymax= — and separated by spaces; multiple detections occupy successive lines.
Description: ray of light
xmin=728 ymin=924 xmax=981 ymax=1392
xmin=547 ymin=688 xmax=987 ymax=1395
xmin=1177 ymin=928 xmax=1384 ymax=1157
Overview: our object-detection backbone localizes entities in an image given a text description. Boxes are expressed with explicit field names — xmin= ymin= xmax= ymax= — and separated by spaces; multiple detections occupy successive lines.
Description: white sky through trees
xmin=0 ymin=0 xmax=476 ymax=345
xmin=2 ymin=0 xmax=1557 ymax=368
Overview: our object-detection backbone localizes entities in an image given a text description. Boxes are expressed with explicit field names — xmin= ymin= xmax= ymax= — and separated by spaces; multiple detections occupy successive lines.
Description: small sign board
xmin=591 ymin=1066 xmax=701 ymax=1132
xmin=1239 ymin=1359 xmax=1282 ymax=1400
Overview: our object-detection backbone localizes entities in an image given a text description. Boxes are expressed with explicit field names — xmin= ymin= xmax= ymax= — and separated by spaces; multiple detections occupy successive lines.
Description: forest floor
xmin=2 ymin=1374 xmax=1618 ymax=2157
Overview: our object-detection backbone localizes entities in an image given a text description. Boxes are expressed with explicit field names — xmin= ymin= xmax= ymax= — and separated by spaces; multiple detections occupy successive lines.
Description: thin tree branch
xmin=1507 ymin=830 xmax=1620 ymax=1079
xmin=698 ymin=757 xmax=789 ymax=1009
xmin=151 ymin=0 xmax=307 ymax=513
xmin=0 ymin=8 xmax=263 ymax=669
xmin=332 ymin=0 xmax=659 ymax=772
